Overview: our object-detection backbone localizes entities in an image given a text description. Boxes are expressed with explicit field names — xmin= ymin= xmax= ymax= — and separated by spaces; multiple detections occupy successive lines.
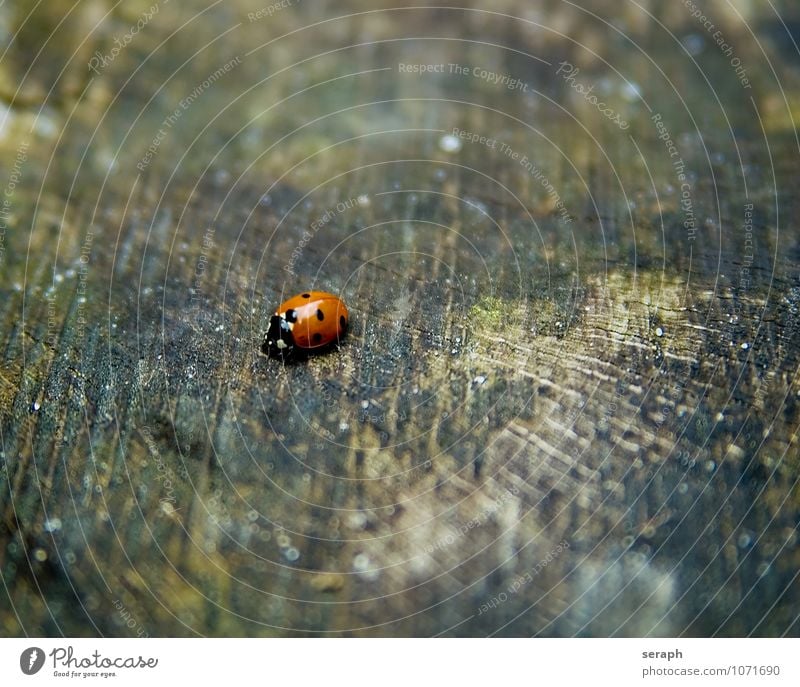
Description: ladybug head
xmin=262 ymin=314 xmax=295 ymax=358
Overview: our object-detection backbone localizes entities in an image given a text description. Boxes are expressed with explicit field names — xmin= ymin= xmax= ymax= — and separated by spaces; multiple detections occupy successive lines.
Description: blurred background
xmin=0 ymin=0 xmax=799 ymax=636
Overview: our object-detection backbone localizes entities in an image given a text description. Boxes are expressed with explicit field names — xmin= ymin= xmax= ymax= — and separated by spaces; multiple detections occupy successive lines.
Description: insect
xmin=261 ymin=291 xmax=349 ymax=359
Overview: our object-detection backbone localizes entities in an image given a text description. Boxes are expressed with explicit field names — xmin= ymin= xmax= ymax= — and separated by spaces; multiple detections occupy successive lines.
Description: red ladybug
xmin=262 ymin=291 xmax=349 ymax=358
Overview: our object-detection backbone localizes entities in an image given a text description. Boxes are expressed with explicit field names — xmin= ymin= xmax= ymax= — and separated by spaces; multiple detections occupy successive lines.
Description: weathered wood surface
xmin=1 ymin=1 xmax=799 ymax=636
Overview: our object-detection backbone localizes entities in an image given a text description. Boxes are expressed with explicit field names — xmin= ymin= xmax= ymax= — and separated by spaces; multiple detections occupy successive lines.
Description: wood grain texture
xmin=1 ymin=0 xmax=799 ymax=637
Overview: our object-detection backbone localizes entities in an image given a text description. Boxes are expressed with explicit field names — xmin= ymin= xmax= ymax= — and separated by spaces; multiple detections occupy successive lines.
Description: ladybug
xmin=262 ymin=291 xmax=349 ymax=359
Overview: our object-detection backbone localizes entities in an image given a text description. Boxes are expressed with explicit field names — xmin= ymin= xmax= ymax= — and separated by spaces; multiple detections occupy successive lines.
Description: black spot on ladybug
xmin=340 ymin=315 xmax=346 ymax=328
xmin=316 ymin=309 xmax=324 ymax=321
xmin=312 ymin=332 xmax=323 ymax=344
xmin=285 ymin=309 xmax=297 ymax=323
xmin=301 ymin=293 xmax=310 ymax=298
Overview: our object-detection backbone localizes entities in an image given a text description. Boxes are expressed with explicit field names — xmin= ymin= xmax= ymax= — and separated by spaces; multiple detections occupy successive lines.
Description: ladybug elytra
xmin=262 ymin=291 xmax=348 ymax=359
